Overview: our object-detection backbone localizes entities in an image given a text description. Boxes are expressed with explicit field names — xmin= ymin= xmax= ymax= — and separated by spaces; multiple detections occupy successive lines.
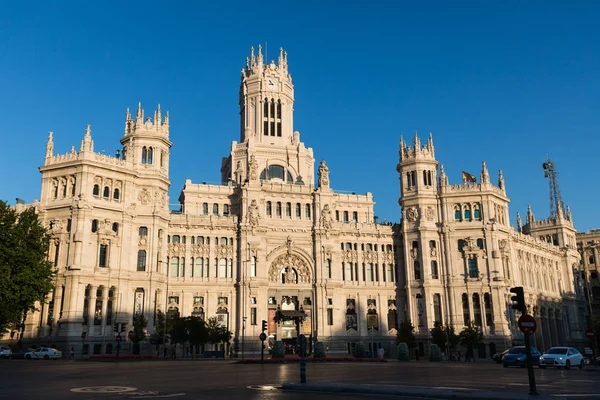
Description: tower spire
xmin=526 ymin=204 xmax=535 ymax=224
xmin=516 ymin=212 xmax=522 ymax=232
xmin=439 ymin=164 xmax=448 ymax=187
xmin=480 ymin=161 xmax=490 ymax=184
xmin=80 ymin=124 xmax=94 ymax=152
xmin=427 ymin=132 xmax=434 ymax=155
xmin=412 ymin=131 xmax=420 ymax=150
xmin=498 ymin=169 xmax=505 ymax=191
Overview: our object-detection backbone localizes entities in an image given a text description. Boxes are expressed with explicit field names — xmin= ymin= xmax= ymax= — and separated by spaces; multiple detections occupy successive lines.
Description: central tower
xmin=239 ymin=45 xmax=294 ymax=143
xmin=222 ymin=45 xmax=314 ymax=186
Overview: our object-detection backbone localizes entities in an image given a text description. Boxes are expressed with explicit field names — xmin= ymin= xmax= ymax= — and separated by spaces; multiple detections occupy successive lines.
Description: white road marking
xmin=130 ymin=394 xmax=185 ymax=399
xmin=71 ymin=386 xmax=138 ymax=393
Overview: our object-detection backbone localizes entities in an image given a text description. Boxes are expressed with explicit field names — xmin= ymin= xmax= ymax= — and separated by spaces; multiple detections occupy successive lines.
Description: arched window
xmin=93 ymin=184 xmax=100 ymax=196
xmin=141 ymin=147 xmax=147 ymax=164
xmin=352 ymin=211 xmax=358 ymax=222
xmin=476 ymin=239 xmax=484 ymax=249
xmin=172 ymin=235 xmax=180 ymax=244
xmin=433 ymin=294 xmax=442 ymax=325
xmin=474 ymin=205 xmax=481 ymax=220
xmin=202 ymin=203 xmax=208 ymax=215
xmin=263 ymin=98 xmax=269 ymax=118
xmin=112 ymin=223 xmax=119 ymax=234
xmin=276 ymin=202 xmax=282 ymax=217
xmin=103 ymin=186 xmax=110 ymax=198
xmin=473 ymin=293 xmax=482 ymax=326
xmin=296 ymin=203 xmax=301 ymax=218
xmin=285 ymin=202 xmax=291 ymax=217
xmin=182 ymin=236 xmax=186 ymax=244
xmin=139 ymin=226 xmax=148 ymax=237
xmin=220 ymin=237 xmax=227 ymax=246
xmin=423 ymin=170 xmax=428 ymax=186
xmin=137 ymin=250 xmax=147 ymax=271
xmin=91 ymin=219 xmax=98 ymax=233
xmin=464 ymin=206 xmax=472 ymax=220
xmin=147 ymin=147 xmax=153 ymax=164
xmin=223 ymin=204 xmax=230 ymax=216
xmin=197 ymin=236 xmax=204 ymax=244
xmin=190 ymin=236 xmax=195 ymax=245
xmin=305 ymin=204 xmax=311 ymax=218
xmin=343 ymin=211 xmax=349 ymax=223
xmin=113 ymin=188 xmax=120 ymax=200
xmin=462 ymin=293 xmax=470 ymax=326
xmin=431 ymin=260 xmax=438 ymax=279
xmin=414 ymin=261 xmax=421 ymax=280
xmin=454 ymin=205 xmax=461 ymax=221
xmin=160 ymin=151 xmax=163 ymax=167
xmin=213 ymin=204 xmax=219 ymax=216
xmin=266 ymin=201 xmax=272 ymax=216
xmin=484 ymin=293 xmax=493 ymax=327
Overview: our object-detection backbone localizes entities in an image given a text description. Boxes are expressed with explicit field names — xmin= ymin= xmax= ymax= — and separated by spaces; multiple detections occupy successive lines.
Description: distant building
xmin=3 ymin=46 xmax=588 ymax=357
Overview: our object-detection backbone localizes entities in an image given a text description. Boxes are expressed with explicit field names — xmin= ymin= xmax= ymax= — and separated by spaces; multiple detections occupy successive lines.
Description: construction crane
xmin=542 ymin=157 xmax=566 ymax=219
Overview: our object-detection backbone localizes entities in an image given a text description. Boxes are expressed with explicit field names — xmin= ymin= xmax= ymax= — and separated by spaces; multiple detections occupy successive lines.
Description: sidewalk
xmin=282 ymin=382 xmax=578 ymax=400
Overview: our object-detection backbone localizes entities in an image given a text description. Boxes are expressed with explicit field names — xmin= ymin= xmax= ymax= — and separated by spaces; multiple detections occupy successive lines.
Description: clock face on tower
xmin=267 ymin=79 xmax=277 ymax=90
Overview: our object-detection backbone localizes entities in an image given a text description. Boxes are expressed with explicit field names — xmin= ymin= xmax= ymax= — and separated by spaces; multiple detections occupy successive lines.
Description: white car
xmin=539 ymin=347 xmax=584 ymax=369
xmin=25 ymin=347 xmax=62 ymax=360
xmin=0 ymin=346 xmax=12 ymax=358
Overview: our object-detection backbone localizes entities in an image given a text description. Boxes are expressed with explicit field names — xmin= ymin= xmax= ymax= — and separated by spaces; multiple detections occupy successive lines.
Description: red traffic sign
xmin=115 ymin=335 xmax=122 ymax=343
xmin=518 ymin=314 xmax=537 ymax=335
xmin=585 ymin=328 xmax=595 ymax=340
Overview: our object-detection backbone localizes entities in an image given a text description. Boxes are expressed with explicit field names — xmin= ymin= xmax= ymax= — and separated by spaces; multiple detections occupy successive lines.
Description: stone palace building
xmin=4 ymin=46 xmax=588 ymax=357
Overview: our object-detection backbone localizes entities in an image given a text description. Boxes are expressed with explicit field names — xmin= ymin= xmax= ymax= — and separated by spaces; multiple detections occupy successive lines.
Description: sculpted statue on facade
xmin=248 ymin=154 xmax=258 ymax=181
xmin=320 ymin=204 xmax=333 ymax=229
xmin=246 ymin=199 xmax=260 ymax=226
xmin=318 ymin=160 xmax=329 ymax=188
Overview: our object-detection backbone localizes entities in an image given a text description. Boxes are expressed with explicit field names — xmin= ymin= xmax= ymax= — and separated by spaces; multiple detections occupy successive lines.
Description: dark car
xmin=493 ymin=349 xmax=510 ymax=364
xmin=503 ymin=346 xmax=541 ymax=367
xmin=10 ymin=349 xmax=36 ymax=359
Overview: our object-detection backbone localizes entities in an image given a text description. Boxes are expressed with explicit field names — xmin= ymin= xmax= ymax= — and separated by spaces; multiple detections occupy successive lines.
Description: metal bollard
xmin=300 ymin=359 xmax=306 ymax=383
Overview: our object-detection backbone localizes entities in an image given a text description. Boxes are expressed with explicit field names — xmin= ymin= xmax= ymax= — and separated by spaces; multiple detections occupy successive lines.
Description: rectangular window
xmin=286 ymin=202 xmax=291 ymax=217
xmin=326 ymin=259 xmax=331 ymax=279
xmin=195 ymin=258 xmax=203 ymax=277
xmin=296 ymin=203 xmax=301 ymax=218
xmin=250 ymin=256 xmax=256 ymax=277
xmin=305 ymin=204 xmax=311 ymax=218
xmin=99 ymin=244 xmax=108 ymax=268
xmin=94 ymin=299 xmax=102 ymax=325
xmin=251 ymin=308 xmax=257 ymax=325
xmin=468 ymin=258 xmax=478 ymax=278
xmin=327 ymin=308 xmax=333 ymax=325
xmin=137 ymin=250 xmax=147 ymax=272
xmin=387 ymin=264 xmax=394 ymax=282
xmin=431 ymin=260 xmax=439 ymax=279
xmin=367 ymin=263 xmax=374 ymax=281
xmin=276 ymin=202 xmax=282 ymax=217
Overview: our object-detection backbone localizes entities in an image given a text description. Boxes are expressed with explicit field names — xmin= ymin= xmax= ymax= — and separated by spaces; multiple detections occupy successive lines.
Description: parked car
xmin=11 ymin=349 xmax=32 ymax=359
xmin=0 ymin=346 xmax=12 ymax=358
xmin=24 ymin=347 xmax=62 ymax=360
xmin=493 ymin=349 xmax=510 ymax=364
xmin=539 ymin=347 xmax=583 ymax=369
xmin=502 ymin=346 xmax=541 ymax=367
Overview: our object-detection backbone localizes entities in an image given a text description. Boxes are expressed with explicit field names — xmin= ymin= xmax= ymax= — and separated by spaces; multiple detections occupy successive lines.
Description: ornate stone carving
xmin=424 ymin=206 xmax=435 ymax=221
xmin=318 ymin=160 xmax=330 ymax=188
xmin=320 ymin=204 xmax=333 ymax=229
xmin=138 ymin=188 xmax=151 ymax=205
xmin=49 ymin=219 xmax=65 ymax=234
xmin=248 ymin=154 xmax=258 ymax=181
xmin=268 ymin=253 xmax=311 ymax=284
xmin=246 ymin=199 xmax=260 ymax=226
xmin=405 ymin=207 xmax=418 ymax=222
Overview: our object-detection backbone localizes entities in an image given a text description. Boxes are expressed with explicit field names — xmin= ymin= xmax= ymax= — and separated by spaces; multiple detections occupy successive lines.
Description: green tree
xmin=186 ymin=317 xmax=207 ymax=357
xmin=169 ymin=316 xmax=189 ymax=346
xmin=430 ymin=322 xmax=446 ymax=352
xmin=131 ymin=313 xmax=147 ymax=354
xmin=149 ymin=310 xmax=166 ymax=349
xmin=396 ymin=320 xmax=416 ymax=349
xmin=0 ymin=202 xmax=54 ymax=340
xmin=444 ymin=325 xmax=460 ymax=351
xmin=459 ymin=321 xmax=483 ymax=360
xmin=205 ymin=317 xmax=232 ymax=350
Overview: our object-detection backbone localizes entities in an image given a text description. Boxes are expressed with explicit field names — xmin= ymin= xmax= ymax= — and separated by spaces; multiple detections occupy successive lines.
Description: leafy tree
xmin=396 ymin=320 xmax=416 ymax=349
xmin=431 ymin=322 xmax=460 ymax=354
xmin=459 ymin=321 xmax=483 ymax=359
xmin=131 ymin=313 xmax=147 ymax=354
xmin=444 ymin=325 xmax=460 ymax=351
xmin=0 ymin=202 xmax=54 ymax=340
xmin=186 ymin=316 xmax=207 ymax=357
xmin=169 ymin=316 xmax=189 ymax=345
xmin=149 ymin=310 xmax=166 ymax=348
xmin=205 ymin=317 xmax=232 ymax=350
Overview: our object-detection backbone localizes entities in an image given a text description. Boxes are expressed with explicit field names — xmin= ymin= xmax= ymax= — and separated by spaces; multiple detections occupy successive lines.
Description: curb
xmin=281 ymin=383 xmax=571 ymax=400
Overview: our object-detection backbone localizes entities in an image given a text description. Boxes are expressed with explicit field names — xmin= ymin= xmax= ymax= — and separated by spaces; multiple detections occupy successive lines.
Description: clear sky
xmin=1 ymin=1 xmax=598 ymax=231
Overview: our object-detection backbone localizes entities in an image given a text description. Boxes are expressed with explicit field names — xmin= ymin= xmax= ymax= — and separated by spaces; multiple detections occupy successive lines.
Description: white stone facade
xmin=397 ymin=134 xmax=587 ymax=356
xmin=4 ymin=46 xmax=588 ymax=357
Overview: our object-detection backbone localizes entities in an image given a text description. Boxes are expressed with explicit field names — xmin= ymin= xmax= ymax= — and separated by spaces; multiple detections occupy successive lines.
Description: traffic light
xmin=113 ymin=323 xmax=119 ymax=333
xmin=120 ymin=323 xmax=126 ymax=333
xmin=510 ymin=286 xmax=526 ymax=312
xmin=261 ymin=320 xmax=267 ymax=332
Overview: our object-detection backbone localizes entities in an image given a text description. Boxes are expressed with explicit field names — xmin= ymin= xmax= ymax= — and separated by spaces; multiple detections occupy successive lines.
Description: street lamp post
xmin=242 ymin=317 xmax=247 ymax=360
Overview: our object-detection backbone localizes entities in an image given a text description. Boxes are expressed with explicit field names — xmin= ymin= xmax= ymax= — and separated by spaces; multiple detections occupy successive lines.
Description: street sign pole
xmin=115 ymin=335 xmax=122 ymax=361
xmin=585 ymin=328 xmax=596 ymax=366
xmin=298 ymin=334 xmax=307 ymax=384
xmin=259 ymin=332 xmax=267 ymax=363
xmin=523 ymin=332 xmax=537 ymax=396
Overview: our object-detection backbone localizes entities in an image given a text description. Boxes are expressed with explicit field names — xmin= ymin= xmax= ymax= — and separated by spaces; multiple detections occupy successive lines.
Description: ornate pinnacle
xmin=45 ymin=131 xmax=54 ymax=158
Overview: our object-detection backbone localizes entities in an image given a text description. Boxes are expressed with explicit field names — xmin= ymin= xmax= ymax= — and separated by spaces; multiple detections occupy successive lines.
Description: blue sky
xmin=1 ymin=1 xmax=598 ymax=231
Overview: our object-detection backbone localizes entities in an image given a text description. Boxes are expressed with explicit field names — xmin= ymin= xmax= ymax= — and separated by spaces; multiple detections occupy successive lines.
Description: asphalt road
xmin=1 ymin=359 xmax=599 ymax=399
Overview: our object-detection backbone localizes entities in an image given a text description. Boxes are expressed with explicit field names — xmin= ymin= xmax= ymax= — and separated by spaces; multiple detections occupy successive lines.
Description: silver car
xmin=0 ymin=346 xmax=12 ymax=358
xmin=539 ymin=347 xmax=584 ymax=369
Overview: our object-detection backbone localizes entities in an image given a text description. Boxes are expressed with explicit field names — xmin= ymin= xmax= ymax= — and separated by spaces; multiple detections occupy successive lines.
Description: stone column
xmin=87 ymin=285 xmax=96 ymax=329
xmin=549 ymin=308 xmax=559 ymax=348
xmin=100 ymin=286 xmax=109 ymax=334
